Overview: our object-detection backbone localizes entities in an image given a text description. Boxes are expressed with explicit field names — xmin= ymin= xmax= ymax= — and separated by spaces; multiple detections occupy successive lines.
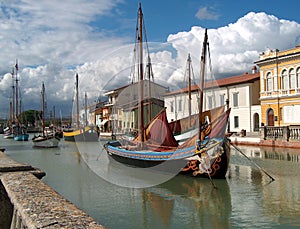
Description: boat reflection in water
xmin=142 ymin=176 xmax=231 ymax=229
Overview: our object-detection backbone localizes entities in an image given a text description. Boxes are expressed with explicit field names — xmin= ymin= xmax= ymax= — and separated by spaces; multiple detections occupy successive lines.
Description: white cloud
xmin=0 ymin=2 xmax=300 ymax=118
xmin=195 ymin=7 xmax=219 ymax=20
xmin=0 ymin=0 xmax=125 ymax=117
xmin=168 ymin=12 xmax=300 ymax=77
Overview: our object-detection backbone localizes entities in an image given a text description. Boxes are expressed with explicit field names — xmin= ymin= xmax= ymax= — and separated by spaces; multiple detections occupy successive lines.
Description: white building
xmin=164 ymin=70 xmax=261 ymax=133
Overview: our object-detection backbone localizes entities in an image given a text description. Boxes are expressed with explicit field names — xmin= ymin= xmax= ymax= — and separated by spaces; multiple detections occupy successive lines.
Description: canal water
xmin=1 ymin=135 xmax=299 ymax=229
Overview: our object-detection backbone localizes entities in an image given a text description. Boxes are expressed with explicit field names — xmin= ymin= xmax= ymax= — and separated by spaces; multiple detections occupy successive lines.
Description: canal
xmin=1 ymin=135 xmax=299 ymax=228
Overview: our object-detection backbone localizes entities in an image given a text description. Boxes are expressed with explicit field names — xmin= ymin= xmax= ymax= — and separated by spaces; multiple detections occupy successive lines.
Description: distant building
xmin=103 ymin=80 xmax=169 ymax=133
xmin=164 ymin=69 xmax=260 ymax=133
xmin=255 ymin=46 xmax=300 ymax=126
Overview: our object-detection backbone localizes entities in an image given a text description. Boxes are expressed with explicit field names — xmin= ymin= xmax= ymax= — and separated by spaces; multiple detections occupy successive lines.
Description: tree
xmin=20 ymin=110 xmax=41 ymax=126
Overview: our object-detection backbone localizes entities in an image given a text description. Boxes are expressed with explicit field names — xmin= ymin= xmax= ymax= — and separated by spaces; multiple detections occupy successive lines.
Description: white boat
xmin=32 ymin=134 xmax=60 ymax=148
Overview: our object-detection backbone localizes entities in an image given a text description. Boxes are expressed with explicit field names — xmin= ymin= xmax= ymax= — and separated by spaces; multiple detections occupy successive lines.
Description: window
xmin=234 ymin=116 xmax=239 ymax=128
xmin=219 ymin=94 xmax=225 ymax=106
xmin=208 ymin=96 xmax=213 ymax=109
xmin=297 ymin=67 xmax=300 ymax=88
xmin=289 ymin=68 xmax=296 ymax=89
xmin=266 ymin=72 xmax=272 ymax=91
xmin=170 ymin=101 xmax=174 ymax=113
xmin=178 ymin=99 xmax=182 ymax=112
xmin=282 ymin=69 xmax=288 ymax=90
xmin=233 ymin=93 xmax=239 ymax=107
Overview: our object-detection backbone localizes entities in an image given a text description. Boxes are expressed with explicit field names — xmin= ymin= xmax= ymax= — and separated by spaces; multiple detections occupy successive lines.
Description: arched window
xmin=289 ymin=68 xmax=295 ymax=89
xmin=282 ymin=69 xmax=288 ymax=90
xmin=297 ymin=67 xmax=300 ymax=88
xmin=266 ymin=72 xmax=272 ymax=91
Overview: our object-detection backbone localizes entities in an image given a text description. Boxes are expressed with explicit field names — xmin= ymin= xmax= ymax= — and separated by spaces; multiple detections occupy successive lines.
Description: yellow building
xmin=255 ymin=46 xmax=300 ymax=126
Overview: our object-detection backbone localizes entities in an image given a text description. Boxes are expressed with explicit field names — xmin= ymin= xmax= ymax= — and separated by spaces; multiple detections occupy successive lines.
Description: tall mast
xmin=187 ymin=54 xmax=192 ymax=127
xmin=84 ymin=92 xmax=88 ymax=127
xmin=147 ymin=56 xmax=152 ymax=123
xmin=198 ymin=29 xmax=208 ymax=139
xmin=42 ymin=82 xmax=45 ymax=133
xmin=138 ymin=3 xmax=145 ymax=143
xmin=9 ymin=101 xmax=12 ymax=130
xmin=53 ymin=106 xmax=56 ymax=129
xmin=15 ymin=60 xmax=19 ymax=124
xmin=11 ymin=68 xmax=15 ymax=125
xmin=75 ymin=73 xmax=80 ymax=128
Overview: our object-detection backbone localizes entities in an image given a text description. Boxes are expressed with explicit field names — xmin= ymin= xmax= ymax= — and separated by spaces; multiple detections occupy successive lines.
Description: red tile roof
xmin=166 ymin=72 xmax=260 ymax=96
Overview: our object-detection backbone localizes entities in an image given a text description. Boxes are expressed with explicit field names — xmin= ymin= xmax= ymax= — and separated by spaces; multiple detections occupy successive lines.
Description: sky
xmin=0 ymin=0 xmax=300 ymax=118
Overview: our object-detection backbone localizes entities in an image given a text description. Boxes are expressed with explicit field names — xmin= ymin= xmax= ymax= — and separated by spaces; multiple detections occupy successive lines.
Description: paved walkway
xmin=229 ymin=131 xmax=261 ymax=145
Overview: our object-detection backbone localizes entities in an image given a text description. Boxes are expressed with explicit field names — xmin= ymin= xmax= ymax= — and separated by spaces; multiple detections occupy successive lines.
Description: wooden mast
xmin=187 ymin=53 xmax=192 ymax=128
xmin=138 ymin=3 xmax=145 ymax=144
xmin=147 ymin=56 xmax=152 ymax=124
xmin=11 ymin=68 xmax=15 ymax=126
xmin=42 ymin=82 xmax=45 ymax=135
xmin=53 ymin=106 xmax=57 ymax=131
xmin=15 ymin=60 xmax=19 ymax=125
xmin=75 ymin=73 xmax=80 ymax=128
xmin=198 ymin=29 xmax=208 ymax=140
xmin=84 ymin=92 xmax=88 ymax=127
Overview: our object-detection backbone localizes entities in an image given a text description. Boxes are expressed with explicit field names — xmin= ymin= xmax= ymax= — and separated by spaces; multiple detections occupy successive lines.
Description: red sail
xmin=134 ymin=108 xmax=179 ymax=148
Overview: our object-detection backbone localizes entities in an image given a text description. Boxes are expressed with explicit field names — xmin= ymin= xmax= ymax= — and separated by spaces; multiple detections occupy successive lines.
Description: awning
xmin=100 ymin=120 xmax=108 ymax=125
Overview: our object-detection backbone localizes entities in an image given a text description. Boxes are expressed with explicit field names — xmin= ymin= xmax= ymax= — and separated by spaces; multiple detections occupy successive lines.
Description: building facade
xmin=103 ymin=80 xmax=169 ymax=133
xmin=164 ymin=70 xmax=260 ymax=133
xmin=255 ymin=46 xmax=300 ymax=126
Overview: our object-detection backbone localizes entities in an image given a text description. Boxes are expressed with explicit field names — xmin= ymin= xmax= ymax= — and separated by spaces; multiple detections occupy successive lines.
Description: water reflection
xmin=229 ymin=145 xmax=300 ymax=228
xmin=3 ymin=137 xmax=300 ymax=228
xmin=231 ymin=145 xmax=300 ymax=163
xmin=142 ymin=177 xmax=231 ymax=229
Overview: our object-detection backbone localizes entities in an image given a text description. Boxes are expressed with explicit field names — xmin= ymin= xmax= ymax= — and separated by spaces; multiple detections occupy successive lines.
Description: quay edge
xmin=229 ymin=131 xmax=300 ymax=148
xmin=0 ymin=149 xmax=106 ymax=229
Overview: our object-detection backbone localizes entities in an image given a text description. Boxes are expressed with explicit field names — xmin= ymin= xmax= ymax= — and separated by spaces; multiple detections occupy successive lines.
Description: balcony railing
xmin=261 ymin=125 xmax=300 ymax=141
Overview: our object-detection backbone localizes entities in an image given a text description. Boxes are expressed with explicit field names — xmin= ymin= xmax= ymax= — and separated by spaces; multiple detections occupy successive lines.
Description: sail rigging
xmin=104 ymin=3 xmax=231 ymax=179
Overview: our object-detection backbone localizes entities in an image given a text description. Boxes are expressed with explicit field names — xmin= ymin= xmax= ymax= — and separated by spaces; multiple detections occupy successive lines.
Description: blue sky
xmin=97 ymin=0 xmax=300 ymax=41
xmin=0 ymin=0 xmax=300 ymax=118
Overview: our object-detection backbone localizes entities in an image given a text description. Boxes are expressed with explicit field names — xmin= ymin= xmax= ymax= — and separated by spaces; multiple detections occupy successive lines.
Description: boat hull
xmin=63 ymin=127 xmax=99 ymax=142
xmin=180 ymin=140 xmax=230 ymax=179
xmin=14 ymin=134 xmax=29 ymax=141
xmin=105 ymin=138 xmax=230 ymax=179
xmin=3 ymin=132 xmax=14 ymax=139
xmin=32 ymin=136 xmax=60 ymax=148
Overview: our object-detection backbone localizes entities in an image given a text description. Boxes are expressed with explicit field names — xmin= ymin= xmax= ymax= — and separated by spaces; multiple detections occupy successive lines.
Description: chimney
xmin=252 ymin=65 xmax=257 ymax=74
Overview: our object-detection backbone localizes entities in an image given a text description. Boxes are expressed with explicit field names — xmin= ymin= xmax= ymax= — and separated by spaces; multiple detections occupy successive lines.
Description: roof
xmin=103 ymin=80 xmax=169 ymax=96
xmin=165 ymin=72 xmax=260 ymax=96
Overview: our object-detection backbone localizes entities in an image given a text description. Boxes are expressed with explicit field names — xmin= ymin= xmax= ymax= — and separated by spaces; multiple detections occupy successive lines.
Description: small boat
xmin=3 ymin=126 xmax=14 ymax=139
xmin=12 ymin=60 xmax=29 ymax=141
xmin=14 ymin=133 xmax=29 ymax=141
xmin=32 ymin=82 xmax=60 ymax=148
xmin=63 ymin=126 xmax=99 ymax=142
xmin=63 ymin=73 xmax=99 ymax=142
xmin=104 ymin=4 xmax=231 ymax=179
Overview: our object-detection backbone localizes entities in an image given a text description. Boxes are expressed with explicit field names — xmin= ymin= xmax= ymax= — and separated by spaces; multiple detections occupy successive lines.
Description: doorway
xmin=267 ymin=108 xmax=274 ymax=126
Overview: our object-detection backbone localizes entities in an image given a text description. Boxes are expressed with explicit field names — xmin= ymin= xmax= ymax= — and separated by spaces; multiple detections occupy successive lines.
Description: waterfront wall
xmin=260 ymin=125 xmax=300 ymax=148
xmin=0 ymin=150 xmax=105 ymax=229
xmin=230 ymin=125 xmax=300 ymax=148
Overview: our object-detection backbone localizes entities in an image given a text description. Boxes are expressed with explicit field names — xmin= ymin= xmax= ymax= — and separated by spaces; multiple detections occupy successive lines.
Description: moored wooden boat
xmin=63 ymin=126 xmax=99 ymax=142
xmin=63 ymin=73 xmax=99 ymax=142
xmin=104 ymin=4 xmax=231 ymax=179
xmin=32 ymin=82 xmax=60 ymax=148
